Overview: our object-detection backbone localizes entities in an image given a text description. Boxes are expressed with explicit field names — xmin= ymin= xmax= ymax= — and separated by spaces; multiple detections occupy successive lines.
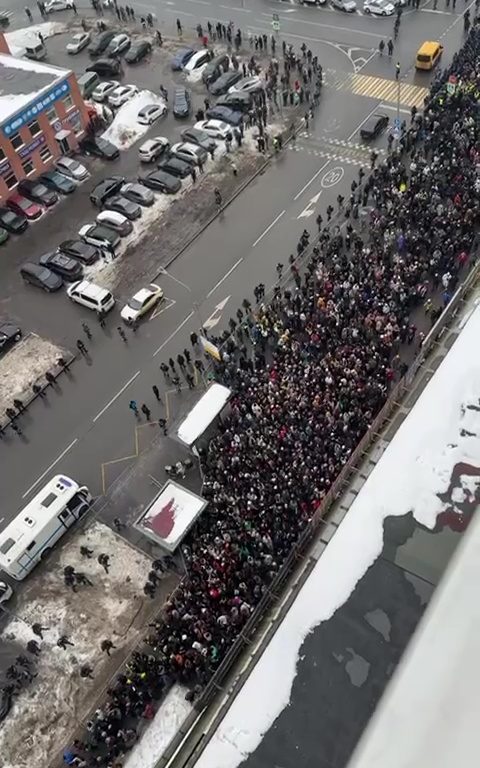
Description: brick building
xmin=0 ymin=34 xmax=89 ymax=201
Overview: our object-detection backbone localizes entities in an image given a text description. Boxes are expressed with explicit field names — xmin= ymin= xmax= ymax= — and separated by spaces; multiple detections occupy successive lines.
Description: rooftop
xmin=0 ymin=52 xmax=70 ymax=126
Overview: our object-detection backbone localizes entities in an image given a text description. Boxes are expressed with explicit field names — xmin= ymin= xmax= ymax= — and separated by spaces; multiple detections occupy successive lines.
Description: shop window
xmin=22 ymin=157 xmax=34 ymax=176
xmin=70 ymin=113 xmax=83 ymax=136
xmin=0 ymin=147 xmax=5 ymax=162
xmin=10 ymin=133 xmax=23 ymax=150
xmin=63 ymin=95 xmax=73 ymax=111
xmin=28 ymin=120 xmax=41 ymax=137
xmin=46 ymin=105 xmax=57 ymax=123
xmin=39 ymin=145 xmax=52 ymax=163
xmin=4 ymin=170 xmax=17 ymax=189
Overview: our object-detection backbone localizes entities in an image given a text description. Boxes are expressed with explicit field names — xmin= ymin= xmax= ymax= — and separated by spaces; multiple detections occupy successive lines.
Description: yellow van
xmin=415 ymin=41 xmax=443 ymax=71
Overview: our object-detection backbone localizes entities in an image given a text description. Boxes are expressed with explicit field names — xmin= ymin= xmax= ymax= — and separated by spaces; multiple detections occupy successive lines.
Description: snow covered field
xmin=5 ymin=21 xmax=66 ymax=57
xmin=0 ymin=522 xmax=152 ymax=768
xmin=101 ymin=92 xmax=167 ymax=150
xmin=194 ymin=302 xmax=480 ymax=768
xmin=0 ymin=333 xmax=67 ymax=413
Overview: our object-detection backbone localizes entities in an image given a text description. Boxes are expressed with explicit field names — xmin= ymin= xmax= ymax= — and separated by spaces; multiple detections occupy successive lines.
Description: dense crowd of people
xmin=58 ymin=24 xmax=480 ymax=768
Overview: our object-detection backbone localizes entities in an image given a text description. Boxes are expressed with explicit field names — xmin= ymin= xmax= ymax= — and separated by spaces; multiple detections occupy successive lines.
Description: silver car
xmin=55 ymin=156 xmax=89 ymax=181
xmin=331 ymin=0 xmax=357 ymax=10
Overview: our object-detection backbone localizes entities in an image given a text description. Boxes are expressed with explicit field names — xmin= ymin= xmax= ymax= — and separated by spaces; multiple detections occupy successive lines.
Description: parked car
xmin=331 ymin=0 xmax=357 ymax=10
xmin=360 ymin=112 xmax=389 ymax=139
xmin=139 ymin=137 xmax=170 ymax=163
xmin=106 ymin=33 xmax=131 ymax=56
xmin=79 ymin=223 xmax=121 ymax=251
xmin=7 ymin=193 xmax=42 ymax=220
xmin=139 ymin=170 xmax=181 ymax=194
xmin=171 ymin=47 xmax=194 ymax=70
xmin=45 ymin=0 xmax=73 ymax=12
xmin=194 ymin=119 xmax=232 ymax=140
xmin=181 ymin=126 xmax=217 ymax=153
xmin=108 ymin=83 xmax=138 ymax=107
xmin=157 ymin=156 xmax=191 ymax=179
xmin=0 ymin=323 xmax=22 ymax=355
xmin=205 ymin=105 xmax=243 ymax=126
xmin=67 ymin=280 xmax=115 ymax=313
xmin=121 ymin=283 xmax=164 ymax=324
xmin=58 ymin=239 xmax=100 ymax=264
xmin=170 ymin=142 xmax=208 ymax=166
xmin=125 ymin=39 xmax=151 ymax=63
xmin=209 ymin=71 xmax=242 ymax=96
xmin=96 ymin=210 xmax=133 ymax=236
xmin=0 ymin=580 xmax=12 ymax=605
xmin=92 ymin=80 xmax=117 ymax=102
xmin=137 ymin=103 xmax=167 ymax=125
xmin=202 ymin=53 xmax=230 ymax=84
xmin=173 ymin=87 xmax=191 ymax=119
xmin=364 ymin=0 xmax=394 ymax=12
xmin=20 ymin=262 xmax=63 ymax=291
xmin=39 ymin=251 xmax=83 ymax=281
xmin=18 ymin=179 xmax=58 ymax=207
xmin=228 ymin=75 xmax=263 ymax=94
xmin=38 ymin=170 xmax=76 ymax=195
xmin=216 ymin=92 xmax=252 ymax=112
xmin=105 ymin=195 xmax=141 ymax=220
xmin=120 ymin=182 xmax=154 ymax=206
xmin=0 ymin=206 xmax=27 ymax=233
xmin=86 ymin=57 xmax=122 ymax=76
xmin=184 ymin=49 xmax=211 ymax=72
xmin=90 ymin=176 xmax=124 ymax=207
xmin=88 ymin=30 xmax=116 ymax=57
xmin=300 ymin=0 xmax=327 ymax=5
xmin=79 ymin=135 xmax=119 ymax=160
xmin=66 ymin=31 xmax=90 ymax=54
xmin=55 ymin=156 xmax=89 ymax=181
xmin=0 ymin=228 xmax=8 ymax=245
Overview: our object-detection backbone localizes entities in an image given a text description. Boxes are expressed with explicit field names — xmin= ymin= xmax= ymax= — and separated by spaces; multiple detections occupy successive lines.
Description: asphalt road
xmin=0 ymin=0 xmax=469 ymax=522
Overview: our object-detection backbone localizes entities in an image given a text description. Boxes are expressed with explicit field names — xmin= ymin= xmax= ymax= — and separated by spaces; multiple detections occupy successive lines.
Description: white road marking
xmin=22 ymin=438 xmax=79 ymax=498
xmin=347 ymin=102 xmax=384 ymax=141
xmin=379 ymin=103 xmax=411 ymax=114
xmin=252 ymin=209 xmax=285 ymax=247
xmin=0 ymin=517 xmax=5 ymax=526
xmin=203 ymin=296 xmax=231 ymax=329
xmin=153 ymin=311 xmax=194 ymax=357
xmin=219 ymin=3 xmax=251 ymax=9
xmin=93 ymin=371 xmax=141 ymax=423
xmin=294 ymin=159 xmax=330 ymax=200
xmin=207 ymin=258 xmax=243 ymax=297
xmin=258 ymin=12 xmax=385 ymax=37
xmin=150 ymin=297 xmax=176 ymax=320
xmin=186 ymin=0 xmax=211 ymax=4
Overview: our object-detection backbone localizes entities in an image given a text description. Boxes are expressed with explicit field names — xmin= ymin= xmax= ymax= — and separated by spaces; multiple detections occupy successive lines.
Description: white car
xmin=0 ymin=581 xmax=12 ymax=606
xmin=55 ymin=156 xmax=89 ymax=181
xmin=45 ymin=0 xmax=73 ymax=12
xmin=194 ymin=119 xmax=232 ymax=140
xmin=364 ymin=0 xmax=394 ymax=12
xmin=108 ymin=84 xmax=138 ymax=108
xmin=170 ymin=142 xmax=208 ymax=166
xmin=228 ymin=75 xmax=263 ymax=95
xmin=66 ymin=32 xmax=90 ymax=54
xmin=184 ymin=50 xmax=211 ymax=72
xmin=139 ymin=137 xmax=170 ymax=163
xmin=92 ymin=81 xmax=117 ymax=102
xmin=96 ymin=210 xmax=133 ymax=236
xmin=106 ymin=33 xmax=131 ymax=56
xmin=121 ymin=283 xmax=164 ymax=324
xmin=137 ymin=103 xmax=167 ymax=125
xmin=79 ymin=223 xmax=120 ymax=250
xmin=331 ymin=0 xmax=357 ymax=10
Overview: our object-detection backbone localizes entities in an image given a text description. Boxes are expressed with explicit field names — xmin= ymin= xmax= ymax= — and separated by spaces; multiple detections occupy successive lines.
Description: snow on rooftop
xmin=101 ymin=90 xmax=167 ymax=149
xmin=194 ymin=302 xmax=480 ymax=768
xmin=0 ymin=51 xmax=70 ymax=123
xmin=177 ymin=383 xmax=231 ymax=445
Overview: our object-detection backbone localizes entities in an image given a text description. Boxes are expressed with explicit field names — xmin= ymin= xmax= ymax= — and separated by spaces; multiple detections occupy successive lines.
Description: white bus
xmin=0 ymin=475 xmax=91 ymax=580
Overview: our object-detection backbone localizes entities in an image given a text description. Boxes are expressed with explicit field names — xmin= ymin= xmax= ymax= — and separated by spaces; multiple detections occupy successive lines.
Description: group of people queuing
xmin=57 ymin=24 xmax=480 ymax=768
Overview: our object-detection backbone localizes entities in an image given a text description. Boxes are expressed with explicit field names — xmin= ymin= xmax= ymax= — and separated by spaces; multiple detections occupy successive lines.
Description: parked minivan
xmin=25 ymin=40 xmax=46 ymax=60
xmin=77 ymin=71 xmax=100 ymax=98
xmin=415 ymin=41 xmax=443 ymax=71
xmin=66 ymin=280 xmax=115 ymax=312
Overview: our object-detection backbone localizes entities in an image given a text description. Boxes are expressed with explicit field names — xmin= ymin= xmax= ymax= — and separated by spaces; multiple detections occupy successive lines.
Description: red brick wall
xmin=0 ymin=33 xmax=10 ymax=55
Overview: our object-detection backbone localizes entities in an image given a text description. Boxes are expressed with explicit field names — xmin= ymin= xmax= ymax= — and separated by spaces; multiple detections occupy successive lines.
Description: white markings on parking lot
xmin=93 ymin=371 xmax=140 ymax=423
xmin=153 ymin=311 xmax=194 ymax=357
xmin=293 ymin=159 xmax=330 ymax=200
xmin=22 ymin=438 xmax=79 ymax=499
xmin=207 ymin=259 xmax=243 ymax=297
xmin=150 ymin=297 xmax=176 ymax=320
xmin=252 ymin=209 xmax=286 ymax=247
xmin=203 ymin=297 xmax=231 ymax=329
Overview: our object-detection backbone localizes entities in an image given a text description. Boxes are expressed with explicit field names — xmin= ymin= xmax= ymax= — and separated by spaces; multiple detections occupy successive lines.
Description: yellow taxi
xmin=415 ymin=41 xmax=443 ymax=71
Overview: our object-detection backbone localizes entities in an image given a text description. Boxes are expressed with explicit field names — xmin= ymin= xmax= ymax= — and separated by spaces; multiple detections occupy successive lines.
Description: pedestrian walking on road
xmin=32 ymin=383 xmax=46 ymax=398
xmin=387 ymin=39 xmax=394 ymax=56
xmin=129 ymin=400 xmax=138 ymax=416
xmin=82 ymin=322 xmax=92 ymax=340
xmin=80 ymin=545 xmax=93 ymax=558
xmin=190 ymin=331 xmax=198 ymax=347
xmin=117 ymin=326 xmax=127 ymax=343
xmin=57 ymin=635 xmax=74 ymax=650
xmin=160 ymin=362 xmax=170 ymax=380
xmin=80 ymin=664 xmax=94 ymax=680
xmin=98 ymin=553 xmax=111 ymax=573
xmin=176 ymin=17 xmax=182 ymax=35
xmin=172 ymin=376 xmax=182 ymax=393
xmin=13 ymin=398 xmax=25 ymax=413
xmin=75 ymin=571 xmax=94 ymax=587
xmin=97 ymin=310 xmax=106 ymax=328
xmin=101 ymin=639 xmax=117 ymax=656
xmin=185 ymin=373 xmax=195 ymax=389
xmin=113 ymin=517 xmax=125 ymax=532
xmin=152 ymin=385 xmax=162 ymax=402
xmin=26 ymin=640 xmax=41 ymax=656
xmin=25 ymin=8 xmax=33 ymax=22
xmin=141 ymin=403 xmax=151 ymax=421
xmin=183 ymin=348 xmax=191 ymax=365
xmin=32 ymin=623 xmax=49 ymax=639
xmin=158 ymin=418 xmax=168 ymax=435
xmin=76 ymin=339 xmax=87 ymax=355
xmin=168 ymin=357 xmax=176 ymax=372
xmin=57 ymin=356 xmax=70 ymax=372
xmin=11 ymin=422 xmax=23 ymax=437
xmin=177 ymin=353 xmax=185 ymax=369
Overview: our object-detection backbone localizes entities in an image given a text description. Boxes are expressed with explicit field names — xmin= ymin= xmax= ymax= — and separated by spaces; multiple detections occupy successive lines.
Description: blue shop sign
xmin=2 ymin=79 xmax=70 ymax=137
xmin=18 ymin=134 xmax=46 ymax=158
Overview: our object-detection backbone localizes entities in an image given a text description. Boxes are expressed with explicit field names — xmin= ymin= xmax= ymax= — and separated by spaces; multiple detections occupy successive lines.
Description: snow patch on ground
xmin=0 ymin=333 xmax=67 ymax=414
xmin=184 ymin=63 xmax=208 ymax=83
xmin=5 ymin=21 xmax=66 ymax=56
xmin=194 ymin=302 xmax=480 ymax=768
xmin=101 ymin=91 xmax=167 ymax=150
xmin=123 ymin=685 xmax=193 ymax=768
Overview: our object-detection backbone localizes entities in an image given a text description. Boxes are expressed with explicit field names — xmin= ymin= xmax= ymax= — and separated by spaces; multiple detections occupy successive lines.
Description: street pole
xmin=395 ymin=61 xmax=401 ymax=149
xmin=157 ymin=267 xmax=205 ymax=332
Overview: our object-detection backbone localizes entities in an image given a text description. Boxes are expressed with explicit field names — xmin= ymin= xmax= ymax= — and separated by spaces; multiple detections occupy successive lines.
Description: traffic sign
xmin=447 ymin=74 xmax=457 ymax=95
xmin=393 ymin=117 xmax=401 ymax=128
xmin=272 ymin=11 xmax=279 ymax=20
xmin=393 ymin=127 xmax=400 ymax=140
xmin=272 ymin=19 xmax=280 ymax=30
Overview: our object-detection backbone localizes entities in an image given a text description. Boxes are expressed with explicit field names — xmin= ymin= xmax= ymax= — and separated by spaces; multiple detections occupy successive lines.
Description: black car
xmin=104 ymin=195 xmax=141 ymax=220
xmin=79 ymin=135 xmax=120 ymax=160
xmin=157 ymin=156 xmax=191 ymax=179
xmin=20 ymin=263 xmax=63 ymax=292
xmin=0 ymin=323 xmax=21 ymax=356
xmin=120 ymin=182 xmax=154 ymax=206
xmin=180 ymin=127 xmax=217 ymax=153
xmin=86 ymin=57 xmax=121 ymax=76
xmin=0 ymin=206 xmax=27 ymax=234
xmin=208 ymin=70 xmax=242 ymax=96
xmin=139 ymin=170 xmax=181 ymax=194
xmin=202 ymin=53 xmax=230 ymax=84
xmin=90 ymin=176 xmax=125 ymax=207
xmin=206 ymin=106 xmax=244 ymax=126
xmin=89 ymin=30 xmax=116 ymax=57
xmin=38 ymin=170 xmax=76 ymax=195
xmin=360 ymin=113 xmax=389 ymax=140
xmin=125 ymin=39 xmax=151 ymax=63
xmin=39 ymin=251 xmax=83 ymax=281
xmin=17 ymin=179 xmax=58 ymax=207
xmin=173 ymin=87 xmax=191 ymax=119
xmin=58 ymin=239 xmax=99 ymax=265
xmin=216 ymin=91 xmax=252 ymax=113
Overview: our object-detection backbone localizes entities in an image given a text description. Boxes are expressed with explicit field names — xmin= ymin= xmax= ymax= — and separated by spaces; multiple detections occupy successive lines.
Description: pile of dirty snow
xmin=101 ymin=91 xmax=167 ymax=149
xmin=5 ymin=21 xmax=66 ymax=57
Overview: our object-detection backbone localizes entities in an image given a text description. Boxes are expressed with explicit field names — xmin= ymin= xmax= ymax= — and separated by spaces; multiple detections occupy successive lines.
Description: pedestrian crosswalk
xmin=340 ymin=73 xmax=429 ymax=108
xmin=289 ymin=134 xmax=386 ymax=167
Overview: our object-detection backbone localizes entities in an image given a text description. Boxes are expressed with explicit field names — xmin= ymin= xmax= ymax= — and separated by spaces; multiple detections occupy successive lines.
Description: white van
xmin=66 ymin=279 xmax=115 ymax=313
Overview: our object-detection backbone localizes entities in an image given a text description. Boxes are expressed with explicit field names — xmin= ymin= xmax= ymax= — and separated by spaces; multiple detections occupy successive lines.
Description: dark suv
xmin=0 ymin=322 xmax=21 ymax=355
xmin=89 ymin=176 xmax=125 ymax=207
xmin=173 ymin=87 xmax=191 ymax=118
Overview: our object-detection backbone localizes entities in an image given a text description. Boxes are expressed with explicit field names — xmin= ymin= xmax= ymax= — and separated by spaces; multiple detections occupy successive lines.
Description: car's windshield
xmin=129 ymin=298 xmax=143 ymax=310
xmin=17 ymin=198 xmax=32 ymax=211
xmin=2 ymin=211 xmax=16 ymax=223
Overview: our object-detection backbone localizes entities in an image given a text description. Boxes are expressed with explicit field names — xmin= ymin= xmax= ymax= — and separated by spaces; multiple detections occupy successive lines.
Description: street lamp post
xmin=394 ymin=61 xmax=401 ymax=149
xmin=157 ymin=267 xmax=205 ymax=333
